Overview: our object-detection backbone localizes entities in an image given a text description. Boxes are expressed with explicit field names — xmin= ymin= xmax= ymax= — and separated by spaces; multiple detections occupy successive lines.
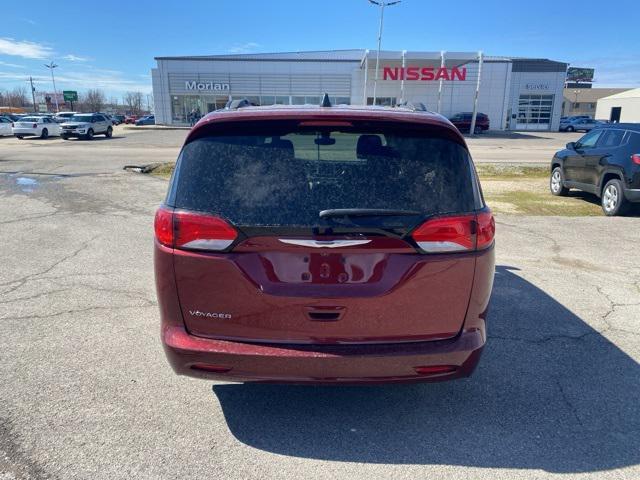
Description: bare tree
xmin=123 ymin=91 xmax=143 ymax=115
xmin=2 ymin=86 xmax=30 ymax=108
xmin=81 ymin=89 xmax=106 ymax=112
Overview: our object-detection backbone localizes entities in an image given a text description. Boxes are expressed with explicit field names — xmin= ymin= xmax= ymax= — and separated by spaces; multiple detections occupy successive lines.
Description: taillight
xmin=154 ymin=206 xmax=174 ymax=247
xmin=154 ymin=206 xmax=237 ymax=251
xmin=632 ymin=154 xmax=640 ymax=165
xmin=411 ymin=211 xmax=494 ymax=253
xmin=476 ymin=210 xmax=496 ymax=250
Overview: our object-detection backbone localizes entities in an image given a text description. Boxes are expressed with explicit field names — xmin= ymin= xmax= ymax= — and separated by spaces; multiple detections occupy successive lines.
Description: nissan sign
xmin=383 ymin=66 xmax=467 ymax=81
xmin=185 ymin=81 xmax=230 ymax=92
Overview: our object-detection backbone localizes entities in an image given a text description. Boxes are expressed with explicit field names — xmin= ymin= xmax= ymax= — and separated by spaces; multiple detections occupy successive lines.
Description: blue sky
xmin=1 ymin=0 xmax=639 ymax=99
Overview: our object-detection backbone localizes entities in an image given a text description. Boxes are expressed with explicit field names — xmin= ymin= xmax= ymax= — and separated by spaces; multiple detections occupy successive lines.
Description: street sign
xmin=38 ymin=104 xmax=48 ymax=112
xmin=63 ymin=90 xmax=78 ymax=102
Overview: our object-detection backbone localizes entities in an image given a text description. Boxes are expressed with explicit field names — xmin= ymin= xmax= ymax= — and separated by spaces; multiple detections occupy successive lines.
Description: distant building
xmin=596 ymin=88 xmax=640 ymax=123
xmin=562 ymin=88 xmax=631 ymax=118
xmin=151 ymin=50 xmax=568 ymax=131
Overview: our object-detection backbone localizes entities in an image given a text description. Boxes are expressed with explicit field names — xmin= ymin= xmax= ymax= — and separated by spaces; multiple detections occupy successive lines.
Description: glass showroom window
xmin=367 ymin=97 xmax=396 ymax=106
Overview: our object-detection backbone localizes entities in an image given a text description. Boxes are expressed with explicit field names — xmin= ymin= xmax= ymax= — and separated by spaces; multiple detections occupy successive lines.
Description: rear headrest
xmin=264 ymin=137 xmax=294 ymax=160
xmin=357 ymin=134 xmax=384 ymax=159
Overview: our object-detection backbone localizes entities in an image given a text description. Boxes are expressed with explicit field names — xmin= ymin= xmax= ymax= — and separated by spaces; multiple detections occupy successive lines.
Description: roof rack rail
xmin=225 ymin=98 xmax=252 ymax=110
xmin=396 ymin=101 xmax=427 ymax=112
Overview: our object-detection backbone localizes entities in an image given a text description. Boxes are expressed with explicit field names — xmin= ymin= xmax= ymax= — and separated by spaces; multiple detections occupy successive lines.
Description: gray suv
xmin=61 ymin=113 xmax=113 ymax=140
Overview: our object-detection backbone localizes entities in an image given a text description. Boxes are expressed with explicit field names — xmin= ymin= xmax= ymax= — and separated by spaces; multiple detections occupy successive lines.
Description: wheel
xmin=601 ymin=179 xmax=629 ymax=216
xmin=550 ymin=167 xmax=569 ymax=196
xmin=62 ymin=135 xmax=69 ymax=140
xmin=40 ymin=128 xmax=48 ymax=139
xmin=105 ymin=126 xmax=113 ymax=138
xmin=85 ymin=129 xmax=94 ymax=140
xmin=566 ymin=126 xmax=575 ymax=132
xmin=16 ymin=135 xmax=24 ymax=139
xmin=473 ymin=126 xmax=483 ymax=134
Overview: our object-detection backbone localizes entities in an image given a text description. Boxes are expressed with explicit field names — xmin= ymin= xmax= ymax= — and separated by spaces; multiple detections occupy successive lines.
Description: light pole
xmin=44 ymin=61 xmax=59 ymax=113
xmin=573 ymin=90 xmax=579 ymax=113
xmin=368 ymin=0 xmax=401 ymax=105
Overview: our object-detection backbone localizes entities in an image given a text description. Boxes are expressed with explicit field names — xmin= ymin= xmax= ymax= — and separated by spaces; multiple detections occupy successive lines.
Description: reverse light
xmin=154 ymin=206 xmax=238 ymax=251
xmin=190 ymin=363 xmax=232 ymax=373
xmin=632 ymin=154 xmax=640 ymax=165
xmin=411 ymin=211 xmax=494 ymax=253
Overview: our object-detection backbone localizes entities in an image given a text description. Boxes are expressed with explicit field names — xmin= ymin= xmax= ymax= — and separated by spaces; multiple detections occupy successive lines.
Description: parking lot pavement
xmin=466 ymin=131 xmax=583 ymax=164
xmin=1 ymin=135 xmax=639 ymax=479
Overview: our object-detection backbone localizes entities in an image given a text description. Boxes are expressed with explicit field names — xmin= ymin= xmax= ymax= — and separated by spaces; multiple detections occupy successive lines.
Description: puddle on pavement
xmin=15 ymin=177 xmax=38 ymax=192
xmin=0 ymin=172 xmax=61 ymax=194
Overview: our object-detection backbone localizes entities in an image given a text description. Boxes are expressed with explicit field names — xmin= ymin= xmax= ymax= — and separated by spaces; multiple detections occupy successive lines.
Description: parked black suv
xmin=549 ymin=124 xmax=640 ymax=215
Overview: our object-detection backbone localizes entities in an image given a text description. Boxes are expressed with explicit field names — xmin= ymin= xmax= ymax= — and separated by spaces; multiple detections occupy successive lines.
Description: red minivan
xmin=154 ymin=101 xmax=495 ymax=384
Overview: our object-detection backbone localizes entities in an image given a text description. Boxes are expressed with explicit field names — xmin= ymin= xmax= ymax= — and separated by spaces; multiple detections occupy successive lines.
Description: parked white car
xmin=0 ymin=116 xmax=13 ymax=136
xmin=12 ymin=116 xmax=61 ymax=139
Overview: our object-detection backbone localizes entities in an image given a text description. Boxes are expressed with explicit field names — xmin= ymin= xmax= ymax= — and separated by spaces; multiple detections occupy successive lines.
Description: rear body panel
xmin=174 ymin=237 xmax=475 ymax=344
xmin=156 ymin=242 xmax=493 ymax=383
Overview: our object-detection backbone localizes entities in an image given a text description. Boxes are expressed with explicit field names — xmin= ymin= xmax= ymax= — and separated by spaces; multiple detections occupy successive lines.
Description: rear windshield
xmin=20 ymin=117 xmax=40 ymax=122
xmin=172 ymin=125 xmax=479 ymax=228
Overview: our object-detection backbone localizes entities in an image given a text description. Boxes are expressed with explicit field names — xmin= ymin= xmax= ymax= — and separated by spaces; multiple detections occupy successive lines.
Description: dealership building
xmin=151 ymin=49 xmax=567 ymax=131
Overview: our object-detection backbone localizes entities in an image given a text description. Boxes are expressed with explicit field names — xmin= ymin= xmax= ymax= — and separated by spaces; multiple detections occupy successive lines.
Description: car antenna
xmin=320 ymin=93 xmax=332 ymax=107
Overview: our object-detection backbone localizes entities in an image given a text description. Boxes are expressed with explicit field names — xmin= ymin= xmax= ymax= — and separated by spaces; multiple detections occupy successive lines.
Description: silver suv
xmin=61 ymin=113 xmax=113 ymax=140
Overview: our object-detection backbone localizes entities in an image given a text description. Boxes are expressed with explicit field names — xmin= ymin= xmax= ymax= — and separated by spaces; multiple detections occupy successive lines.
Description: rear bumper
xmin=12 ymin=129 xmax=38 ymax=136
xmin=162 ymin=325 xmax=485 ymax=384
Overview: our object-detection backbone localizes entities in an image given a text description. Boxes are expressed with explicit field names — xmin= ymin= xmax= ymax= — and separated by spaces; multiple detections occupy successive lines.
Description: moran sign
xmin=185 ymin=81 xmax=230 ymax=91
xmin=383 ymin=66 xmax=467 ymax=81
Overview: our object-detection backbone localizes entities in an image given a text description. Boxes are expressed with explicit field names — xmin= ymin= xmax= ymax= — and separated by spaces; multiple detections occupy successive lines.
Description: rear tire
xmin=16 ymin=135 xmax=24 ymax=139
xmin=566 ymin=126 xmax=575 ymax=132
xmin=62 ymin=135 xmax=69 ymax=140
xmin=85 ymin=129 xmax=94 ymax=140
xmin=601 ymin=179 xmax=629 ymax=216
xmin=474 ymin=126 xmax=482 ymax=134
xmin=105 ymin=126 xmax=113 ymax=138
xmin=40 ymin=128 xmax=48 ymax=139
xmin=550 ymin=167 xmax=569 ymax=196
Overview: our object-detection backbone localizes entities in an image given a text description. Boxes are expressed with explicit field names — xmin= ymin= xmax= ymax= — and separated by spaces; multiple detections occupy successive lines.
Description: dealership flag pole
xmin=362 ymin=50 xmax=369 ymax=105
xmin=400 ymin=50 xmax=406 ymax=103
xmin=437 ymin=51 xmax=445 ymax=113
xmin=469 ymin=51 xmax=483 ymax=135
xmin=369 ymin=0 xmax=400 ymax=105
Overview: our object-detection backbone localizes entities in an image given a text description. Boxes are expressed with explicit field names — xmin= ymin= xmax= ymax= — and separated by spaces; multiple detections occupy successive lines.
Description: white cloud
xmin=228 ymin=42 xmax=260 ymax=54
xmin=63 ymin=54 xmax=91 ymax=62
xmin=0 ymin=37 xmax=53 ymax=59
xmin=0 ymin=60 xmax=25 ymax=68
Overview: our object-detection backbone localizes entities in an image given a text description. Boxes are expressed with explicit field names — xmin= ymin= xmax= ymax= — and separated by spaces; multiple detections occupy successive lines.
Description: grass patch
xmin=476 ymin=164 xmax=549 ymax=180
xmin=147 ymin=162 xmax=175 ymax=179
xmin=484 ymin=189 xmax=602 ymax=216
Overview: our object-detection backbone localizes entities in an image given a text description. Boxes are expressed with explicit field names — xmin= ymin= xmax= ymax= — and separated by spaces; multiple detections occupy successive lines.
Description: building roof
xmin=564 ymin=88 xmax=633 ymax=102
xmin=156 ymin=49 xmax=564 ymax=66
xmin=599 ymin=88 xmax=640 ymax=100
xmin=155 ymin=49 xmax=366 ymax=62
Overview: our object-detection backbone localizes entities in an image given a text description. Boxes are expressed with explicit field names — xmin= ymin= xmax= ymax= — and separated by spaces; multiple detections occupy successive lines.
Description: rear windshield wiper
xmin=319 ymin=208 xmax=422 ymax=219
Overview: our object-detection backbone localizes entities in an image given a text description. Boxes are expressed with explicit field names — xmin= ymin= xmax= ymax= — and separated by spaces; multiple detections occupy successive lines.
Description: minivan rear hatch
xmin=167 ymin=118 xmax=483 ymax=344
